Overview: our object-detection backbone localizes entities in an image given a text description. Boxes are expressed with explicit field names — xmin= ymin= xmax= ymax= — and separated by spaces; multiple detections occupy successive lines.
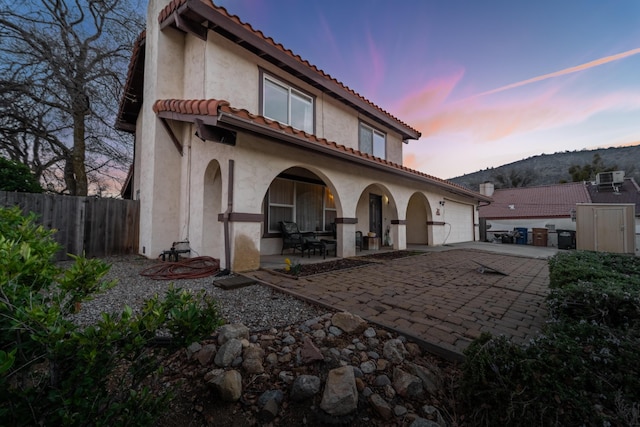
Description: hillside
xmin=448 ymin=145 xmax=640 ymax=191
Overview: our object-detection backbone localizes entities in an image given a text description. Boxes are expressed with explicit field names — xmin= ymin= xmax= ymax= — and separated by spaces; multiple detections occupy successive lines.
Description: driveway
xmin=246 ymin=243 xmax=554 ymax=360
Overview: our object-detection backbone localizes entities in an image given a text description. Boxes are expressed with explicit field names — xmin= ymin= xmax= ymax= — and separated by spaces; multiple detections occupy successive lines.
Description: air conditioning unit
xmin=596 ymin=171 xmax=625 ymax=185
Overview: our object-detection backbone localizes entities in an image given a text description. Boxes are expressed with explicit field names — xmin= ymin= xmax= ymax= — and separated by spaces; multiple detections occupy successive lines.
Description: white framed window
xmin=263 ymin=75 xmax=314 ymax=133
xmin=359 ymin=122 xmax=386 ymax=159
xmin=268 ymin=178 xmax=335 ymax=233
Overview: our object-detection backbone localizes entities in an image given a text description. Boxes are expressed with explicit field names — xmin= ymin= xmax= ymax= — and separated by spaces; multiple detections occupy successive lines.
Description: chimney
xmin=479 ymin=181 xmax=494 ymax=197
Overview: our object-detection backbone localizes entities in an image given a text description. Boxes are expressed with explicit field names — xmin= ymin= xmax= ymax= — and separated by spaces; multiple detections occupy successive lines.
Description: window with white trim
xmin=263 ymin=75 xmax=314 ymax=133
xmin=267 ymin=178 xmax=336 ymax=233
xmin=359 ymin=122 xmax=386 ymax=159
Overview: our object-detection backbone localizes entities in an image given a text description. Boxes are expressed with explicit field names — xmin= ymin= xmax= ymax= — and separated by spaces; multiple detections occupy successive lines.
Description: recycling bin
xmin=515 ymin=227 xmax=528 ymax=245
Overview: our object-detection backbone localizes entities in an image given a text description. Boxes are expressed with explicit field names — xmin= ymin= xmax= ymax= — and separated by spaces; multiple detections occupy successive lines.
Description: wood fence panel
xmin=0 ymin=191 xmax=139 ymax=260
xmin=83 ymin=198 xmax=140 ymax=258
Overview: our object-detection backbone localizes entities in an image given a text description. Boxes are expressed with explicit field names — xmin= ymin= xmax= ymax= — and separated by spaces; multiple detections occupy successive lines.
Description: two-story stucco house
xmin=116 ymin=0 xmax=492 ymax=272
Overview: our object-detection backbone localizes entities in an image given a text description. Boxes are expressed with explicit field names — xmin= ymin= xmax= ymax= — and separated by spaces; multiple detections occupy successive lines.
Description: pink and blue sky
xmin=216 ymin=0 xmax=640 ymax=179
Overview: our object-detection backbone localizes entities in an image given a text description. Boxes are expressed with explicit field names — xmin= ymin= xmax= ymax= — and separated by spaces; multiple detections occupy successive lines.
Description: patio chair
xmin=279 ymin=221 xmax=317 ymax=255
xmin=355 ymin=231 xmax=363 ymax=252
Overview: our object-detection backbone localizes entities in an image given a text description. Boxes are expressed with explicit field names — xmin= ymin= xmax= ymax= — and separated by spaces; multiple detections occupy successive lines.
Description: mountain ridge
xmin=448 ymin=144 xmax=640 ymax=191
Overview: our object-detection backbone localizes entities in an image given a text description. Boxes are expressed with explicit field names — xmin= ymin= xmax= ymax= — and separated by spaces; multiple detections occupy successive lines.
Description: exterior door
xmin=369 ymin=194 xmax=382 ymax=238
xmin=595 ymin=207 xmax=626 ymax=253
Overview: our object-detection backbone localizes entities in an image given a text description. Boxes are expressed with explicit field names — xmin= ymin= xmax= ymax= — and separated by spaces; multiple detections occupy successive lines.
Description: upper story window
xmin=262 ymin=74 xmax=314 ymax=134
xmin=359 ymin=122 xmax=386 ymax=159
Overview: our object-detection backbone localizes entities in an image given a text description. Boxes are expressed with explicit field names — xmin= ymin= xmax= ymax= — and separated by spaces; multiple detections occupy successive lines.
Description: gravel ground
xmin=67 ymin=255 xmax=329 ymax=332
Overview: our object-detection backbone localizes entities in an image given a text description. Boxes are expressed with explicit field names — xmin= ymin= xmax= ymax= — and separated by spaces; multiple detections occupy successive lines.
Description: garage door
xmin=444 ymin=202 xmax=474 ymax=243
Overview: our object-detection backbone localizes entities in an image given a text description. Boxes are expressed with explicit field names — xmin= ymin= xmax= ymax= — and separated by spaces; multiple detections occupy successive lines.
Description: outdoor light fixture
xmin=439 ymin=200 xmax=445 ymax=206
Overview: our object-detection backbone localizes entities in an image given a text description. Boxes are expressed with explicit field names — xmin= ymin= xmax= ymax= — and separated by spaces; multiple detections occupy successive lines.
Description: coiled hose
xmin=139 ymin=256 xmax=220 ymax=280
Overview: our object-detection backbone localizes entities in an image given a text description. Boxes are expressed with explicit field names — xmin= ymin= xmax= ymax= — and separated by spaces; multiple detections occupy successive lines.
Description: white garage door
xmin=444 ymin=202 xmax=474 ymax=243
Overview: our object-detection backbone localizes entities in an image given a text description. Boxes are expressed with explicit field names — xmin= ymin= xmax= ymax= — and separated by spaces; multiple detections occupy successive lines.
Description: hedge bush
xmin=0 ymin=206 xmax=223 ymax=426
xmin=461 ymin=251 xmax=640 ymax=426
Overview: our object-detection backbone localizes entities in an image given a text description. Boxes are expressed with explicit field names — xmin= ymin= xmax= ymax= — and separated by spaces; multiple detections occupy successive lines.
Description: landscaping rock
xmin=320 ymin=366 xmax=358 ymax=416
xmin=214 ymin=338 xmax=243 ymax=367
xmin=217 ymin=324 xmax=250 ymax=345
xmin=300 ymin=336 xmax=324 ymax=364
xmin=242 ymin=344 xmax=265 ymax=374
xmin=206 ymin=369 xmax=242 ymax=402
xmin=393 ymin=367 xmax=424 ymax=398
xmin=406 ymin=361 xmax=441 ymax=394
xmin=369 ymin=393 xmax=393 ymax=420
xmin=290 ymin=375 xmax=321 ymax=401
xmin=167 ymin=309 xmax=454 ymax=425
xmin=331 ymin=312 xmax=367 ymax=334
xmin=195 ymin=343 xmax=216 ymax=366
xmin=383 ymin=338 xmax=408 ymax=364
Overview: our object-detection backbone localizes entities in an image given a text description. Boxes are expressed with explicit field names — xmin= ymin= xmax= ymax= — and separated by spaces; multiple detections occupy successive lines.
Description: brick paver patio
xmin=245 ymin=249 xmax=550 ymax=360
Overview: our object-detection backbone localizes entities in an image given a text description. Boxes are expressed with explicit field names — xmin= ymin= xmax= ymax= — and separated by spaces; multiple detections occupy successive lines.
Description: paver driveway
xmin=246 ymin=248 xmax=550 ymax=360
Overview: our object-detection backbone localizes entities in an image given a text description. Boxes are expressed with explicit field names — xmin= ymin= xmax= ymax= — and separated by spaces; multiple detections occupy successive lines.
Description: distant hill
xmin=448 ymin=145 xmax=640 ymax=191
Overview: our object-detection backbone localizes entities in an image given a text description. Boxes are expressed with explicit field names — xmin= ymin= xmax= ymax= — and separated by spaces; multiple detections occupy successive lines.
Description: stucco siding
xmin=183 ymin=36 xmax=206 ymax=98
xmin=204 ymin=33 xmax=259 ymax=112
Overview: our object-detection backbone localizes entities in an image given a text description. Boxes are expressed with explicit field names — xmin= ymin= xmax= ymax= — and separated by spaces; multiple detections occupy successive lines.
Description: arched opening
xmin=356 ymin=184 xmax=397 ymax=246
xmin=261 ymin=166 xmax=339 ymax=255
xmin=202 ymin=160 xmax=223 ymax=257
xmin=406 ymin=192 xmax=431 ymax=245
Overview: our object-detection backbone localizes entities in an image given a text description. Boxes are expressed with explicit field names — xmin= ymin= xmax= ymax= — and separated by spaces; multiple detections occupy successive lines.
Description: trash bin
xmin=557 ymin=230 xmax=576 ymax=250
xmin=532 ymin=228 xmax=548 ymax=247
xmin=515 ymin=227 xmax=528 ymax=245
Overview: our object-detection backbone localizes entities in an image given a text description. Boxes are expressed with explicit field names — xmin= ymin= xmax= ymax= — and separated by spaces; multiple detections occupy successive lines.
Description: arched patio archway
xmin=406 ymin=192 xmax=432 ymax=245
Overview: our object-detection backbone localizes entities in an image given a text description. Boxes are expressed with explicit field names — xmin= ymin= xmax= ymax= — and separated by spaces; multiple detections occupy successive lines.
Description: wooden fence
xmin=0 ymin=191 xmax=139 ymax=261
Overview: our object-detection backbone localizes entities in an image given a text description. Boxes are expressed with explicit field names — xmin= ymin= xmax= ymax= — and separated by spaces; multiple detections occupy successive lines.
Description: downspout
xmin=217 ymin=159 xmax=234 ymax=276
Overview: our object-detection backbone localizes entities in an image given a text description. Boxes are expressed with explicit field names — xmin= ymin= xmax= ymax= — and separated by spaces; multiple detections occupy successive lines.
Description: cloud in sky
xmin=412 ymin=89 xmax=640 ymax=142
xmin=471 ymin=47 xmax=640 ymax=99
xmin=391 ymin=47 xmax=640 ymax=145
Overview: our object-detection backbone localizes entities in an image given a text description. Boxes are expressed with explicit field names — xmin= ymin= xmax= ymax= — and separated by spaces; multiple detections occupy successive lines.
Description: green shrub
xmin=461 ymin=251 xmax=640 ymax=426
xmin=0 ymin=206 xmax=223 ymax=426
xmin=0 ymin=157 xmax=42 ymax=193
xmin=548 ymin=251 xmax=640 ymax=289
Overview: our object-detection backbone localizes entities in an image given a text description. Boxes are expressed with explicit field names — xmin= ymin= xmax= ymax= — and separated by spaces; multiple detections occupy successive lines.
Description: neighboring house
xmin=478 ymin=182 xmax=591 ymax=246
xmin=116 ymin=0 xmax=491 ymax=271
xmin=479 ymin=175 xmax=640 ymax=252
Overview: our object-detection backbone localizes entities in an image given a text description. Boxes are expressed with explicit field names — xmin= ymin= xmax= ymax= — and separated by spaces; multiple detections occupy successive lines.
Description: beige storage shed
xmin=576 ymin=203 xmax=636 ymax=254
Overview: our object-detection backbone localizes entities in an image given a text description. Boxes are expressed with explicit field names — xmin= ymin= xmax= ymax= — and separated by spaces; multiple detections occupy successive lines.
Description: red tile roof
xmin=479 ymin=182 xmax=590 ymax=219
xmin=152 ymin=98 xmax=490 ymax=202
xmin=116 ymin=31 xmax=146 ymax=131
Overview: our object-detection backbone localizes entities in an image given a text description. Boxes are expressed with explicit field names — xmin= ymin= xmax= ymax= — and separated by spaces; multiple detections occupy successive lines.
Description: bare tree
xmin=0 ymin=0 xmax=144 ymax=195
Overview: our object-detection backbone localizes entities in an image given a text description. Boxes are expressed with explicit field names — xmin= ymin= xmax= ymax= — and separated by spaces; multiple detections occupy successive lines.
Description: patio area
xmin=248 ymin=242 xmax=558 ymax=360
